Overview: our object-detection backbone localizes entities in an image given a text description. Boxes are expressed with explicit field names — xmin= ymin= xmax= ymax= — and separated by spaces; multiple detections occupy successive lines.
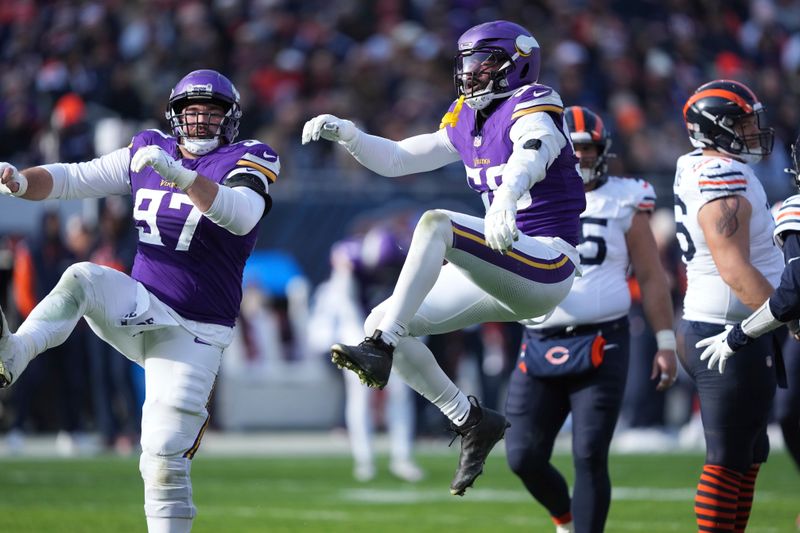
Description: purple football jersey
xmin=129 ymin=130 xmax=278 ymax=326
xmin=443 ymin=84 xmax=585 ymax=246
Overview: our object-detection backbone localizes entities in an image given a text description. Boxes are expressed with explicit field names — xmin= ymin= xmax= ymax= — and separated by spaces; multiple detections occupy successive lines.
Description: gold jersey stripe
xmin=452 ymin=226 xmax=570 ymax=270
xmin=511 ymin=105 xmax=563 ymax=121
xmin=236 ymin=160 xmax=278 ymax=183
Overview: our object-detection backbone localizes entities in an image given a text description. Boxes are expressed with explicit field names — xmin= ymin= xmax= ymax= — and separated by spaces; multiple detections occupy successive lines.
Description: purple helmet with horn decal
xmin=165 ymin=69 xmax=242 ymax=155
xmin=454 ymin=20 xmax=541 ymax=110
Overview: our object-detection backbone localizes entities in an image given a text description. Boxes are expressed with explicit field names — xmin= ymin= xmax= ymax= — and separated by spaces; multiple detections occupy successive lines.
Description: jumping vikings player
xmin=302 ymin=20 xmax=585 ymax=496
xmin=0 ymin=69 xmax=278 ymax=533
xmin=505 ymin=106 xmax=677 ymax=533
xmin=674 ymin=79 xmax=782 ymax=533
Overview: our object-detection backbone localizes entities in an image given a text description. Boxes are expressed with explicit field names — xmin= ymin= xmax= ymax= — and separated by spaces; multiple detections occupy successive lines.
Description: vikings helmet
xmin=165 ymin=69 xmax=242 ymax=155
xmin=454 ymin=20 xmax=540 ymax=110
xmin=564 ymin=106 xmax=611 ymax=185
xmin=683 ymin=79 xmax=773 ymax=164
xmin=330 ymin=238 xmax=363 ymax=272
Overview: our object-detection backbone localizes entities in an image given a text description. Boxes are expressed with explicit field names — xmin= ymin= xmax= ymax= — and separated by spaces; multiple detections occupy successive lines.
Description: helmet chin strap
xmin=182 ymin=137 xmax=220 ymax=155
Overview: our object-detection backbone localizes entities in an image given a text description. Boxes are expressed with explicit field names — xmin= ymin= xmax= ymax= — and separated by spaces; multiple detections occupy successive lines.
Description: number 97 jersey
xmin=128 ymin=129 xmax=279 ymax=328
xmin=673 ymin=150 xmax=783 ymax=324
xmin=539 ymin=176 xmax=655 ymax=327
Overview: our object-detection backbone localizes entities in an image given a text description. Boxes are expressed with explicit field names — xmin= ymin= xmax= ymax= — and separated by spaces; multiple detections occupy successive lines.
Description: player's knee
xmin=572 ymin=440 xmax=609 ymax=473
xmin=506 ymin=444 xmax=550 ymax=478
xmin=56 ymin=262 xmax=101 ymax=300
xmin=139 ymin=451 xmax=195 ymax=518
xmin=415 ymin=209 xmax=451 ymax=239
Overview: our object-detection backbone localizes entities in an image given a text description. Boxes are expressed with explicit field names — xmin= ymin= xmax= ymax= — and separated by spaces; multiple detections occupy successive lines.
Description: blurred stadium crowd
xmin=0 ymin=0 xmax=799 ymax=458
xmin=2 ymin=0 xmax=800 ymax=194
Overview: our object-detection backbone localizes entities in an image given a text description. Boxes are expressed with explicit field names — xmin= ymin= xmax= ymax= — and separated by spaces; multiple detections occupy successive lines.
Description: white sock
xmin=386 ymin=336 xmax=470 ymax=426
xmin=376 ymin=321 xmax=406 ymax=347
xmin=440 ymin=390 xmax=472 ymax=427
xmin=555 ymin=521 xmax=574 ymax=533
xmin=145 ymin=516 xmax=192 ymax=533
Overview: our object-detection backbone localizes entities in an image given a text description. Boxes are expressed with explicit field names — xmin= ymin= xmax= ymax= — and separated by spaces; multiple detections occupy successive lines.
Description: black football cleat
xmin=330 ymin=330 xmax=394 ymax=389
xmin=449 ymin=396 xmax=510 ymax=496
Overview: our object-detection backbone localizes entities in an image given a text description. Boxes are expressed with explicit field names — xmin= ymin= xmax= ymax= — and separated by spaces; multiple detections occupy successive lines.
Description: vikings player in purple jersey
xmin=302 ymin=20 xmax=585 ymax=496
xmin=0 ymin=69 xmax=278 ymax=532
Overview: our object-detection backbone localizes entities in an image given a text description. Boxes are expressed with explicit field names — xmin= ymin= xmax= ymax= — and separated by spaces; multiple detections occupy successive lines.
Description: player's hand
xmin=651 ymin=349 xmax=678 ymax=391
xmin=131 ymin=145 xmax=197 ymax=190
xmin=696 ymin=325 xmax=734 ymax=373
xmin=484 ymin=188 xmax=519 ymax=253
xmin=0 ymin=162 xmax=28 ymax=197
xmin=301 ymin=114 xmax=357 ymax=144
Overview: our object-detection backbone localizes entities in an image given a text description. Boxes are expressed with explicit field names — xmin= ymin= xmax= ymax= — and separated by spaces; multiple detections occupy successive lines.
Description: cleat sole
xmin=331 ymin=347 xmax=384 ymax=389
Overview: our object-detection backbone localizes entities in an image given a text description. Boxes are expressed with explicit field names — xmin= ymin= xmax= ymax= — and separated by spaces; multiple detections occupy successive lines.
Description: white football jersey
xmin=674 ymin=149 xmax=783 ymax=324
xmin=773 ymin=193 xmax=800 ymax=247
xmin=534 ymin=176 xmax=656 ymax=327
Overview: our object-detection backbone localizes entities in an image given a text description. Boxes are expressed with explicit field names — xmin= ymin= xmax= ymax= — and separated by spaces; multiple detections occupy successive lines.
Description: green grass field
xmin=0 ymin=451 xmax=797 ymax=532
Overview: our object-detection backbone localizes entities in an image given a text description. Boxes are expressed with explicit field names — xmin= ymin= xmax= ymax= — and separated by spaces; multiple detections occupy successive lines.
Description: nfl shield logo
xmin=473 ymin=136 xmax=482 ymax=147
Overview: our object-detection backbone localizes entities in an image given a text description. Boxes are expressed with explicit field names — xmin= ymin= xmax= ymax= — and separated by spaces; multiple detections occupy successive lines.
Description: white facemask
xmin=182 ymin=138 xmax=220 ymax=155
xmin=579 ymin=167 xmax=595 ymax=184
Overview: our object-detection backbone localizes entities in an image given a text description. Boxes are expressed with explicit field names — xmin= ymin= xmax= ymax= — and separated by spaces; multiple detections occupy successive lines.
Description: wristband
xmin=726 ymin=323 xmax=755 ymax=352
xmin=655 ymin=329 xmax=677 ymax=351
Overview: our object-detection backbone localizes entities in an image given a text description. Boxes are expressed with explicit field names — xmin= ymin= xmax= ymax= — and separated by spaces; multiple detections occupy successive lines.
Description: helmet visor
xmin=454 ymin=49 xmax=510 ymax=97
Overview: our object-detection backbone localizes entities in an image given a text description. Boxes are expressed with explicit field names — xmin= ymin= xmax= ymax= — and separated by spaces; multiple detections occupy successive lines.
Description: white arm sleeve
xmin=203 ymin=184 xmax=266 ymax=236
xmin=500 ymin=112 xmax=567 ymax=198
xmin=44 ymin=148 xmax=132 ymax=199
xmin=741 ymin=299 xmax=783 ymax=338
xmin=341 ymin=128 xmax=460 ymax=177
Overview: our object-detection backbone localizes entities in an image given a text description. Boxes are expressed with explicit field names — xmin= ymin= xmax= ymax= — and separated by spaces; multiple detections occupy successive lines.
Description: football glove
xmin=484 ymin=188 xmax=519 ymax=253
xmin=0 ymin=162 xmax=28 ymax=197
xmin=301 ymin=114 xmax=357 ymax=145
xmin=696 ymin=325 xmax=735 ymax=373
xmin=131 ymin=145 xmax=197 ymax=190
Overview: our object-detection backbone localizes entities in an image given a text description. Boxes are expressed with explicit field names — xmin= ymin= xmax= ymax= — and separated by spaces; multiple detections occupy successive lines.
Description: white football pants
xmin=367 ymin=209 xmax=578 ymax=408
xmin=9 ymin=262 xmax=224 ymax=532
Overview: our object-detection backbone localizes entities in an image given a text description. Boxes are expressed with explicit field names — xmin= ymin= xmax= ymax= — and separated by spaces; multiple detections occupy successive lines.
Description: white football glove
xmin=131 ymin=145 xmax=197 ymax=190
xmin=0 ymin=162 xmax=28 ymax=197
xmin=301 ymin=114 xmax=357 ymax=145
xmin=484 ymin=188 xmax=519 ymax=253
xmin=696 ymin=325 xmax=735 ymax=373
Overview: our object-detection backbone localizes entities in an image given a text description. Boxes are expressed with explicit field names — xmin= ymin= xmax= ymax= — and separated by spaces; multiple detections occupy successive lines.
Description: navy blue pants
xmin=505 ymin=319 xmax=629 ymax=533
xmin=778 ymin=334 xmax=800 ymax=471
xmin=679 ymin=320 xmax=776 ymax=472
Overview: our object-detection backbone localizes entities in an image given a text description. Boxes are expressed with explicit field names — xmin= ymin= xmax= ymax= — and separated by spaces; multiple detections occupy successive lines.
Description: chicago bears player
xmin=698 ymin=134 xmax=800 ymax=528
xmin=505 ymin=107 xmax=678 ymax=533
xmin=674 ymin=79 xmax=782 ymax=533
xmin=302 ymin=20 xmax=585 ymax=496
xmin=0 ymin=69 xmax=278 ymax=533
